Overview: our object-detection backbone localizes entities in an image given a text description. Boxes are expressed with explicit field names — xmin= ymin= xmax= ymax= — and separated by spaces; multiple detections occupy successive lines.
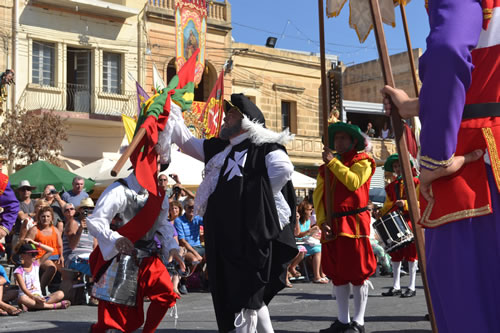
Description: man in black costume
xmin=163 ymin=93 xmax=298 ymax=332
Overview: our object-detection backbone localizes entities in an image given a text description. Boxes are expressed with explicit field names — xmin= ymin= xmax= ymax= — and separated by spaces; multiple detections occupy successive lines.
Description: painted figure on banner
xmin=175 ymin=0 xmax=206 ymax=85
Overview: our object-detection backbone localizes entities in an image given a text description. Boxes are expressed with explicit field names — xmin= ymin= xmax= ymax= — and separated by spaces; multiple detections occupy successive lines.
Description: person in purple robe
xmin=382 ymin=0 xmax=500 ymax=332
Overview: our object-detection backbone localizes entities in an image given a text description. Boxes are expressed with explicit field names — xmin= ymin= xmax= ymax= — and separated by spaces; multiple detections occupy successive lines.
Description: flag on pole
xmin=121 ymin=114 xmax=137 ymax=144
xmin=136 ymin=81 xmax=149 ymax=118
xmin=130 ymin=49 xmax=199 ymax=195
xmin=326 ymin=0 xmax=399 ymax=43
xmin=198 ymin=69 xmax=224 ymax=138
xmin=153 ymin=63 xmax=166 ymax=93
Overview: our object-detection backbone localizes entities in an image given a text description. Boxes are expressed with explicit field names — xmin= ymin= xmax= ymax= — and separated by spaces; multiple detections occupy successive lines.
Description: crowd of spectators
xmin=1 ymin=171 xmax=388 ymax=316
xmin=0 ymin=176 xmax=95 ymax=315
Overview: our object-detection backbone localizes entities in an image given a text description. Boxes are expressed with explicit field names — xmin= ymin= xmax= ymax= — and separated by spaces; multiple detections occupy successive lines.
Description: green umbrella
xmin=9 ymin=161 xmax=95 ymax=195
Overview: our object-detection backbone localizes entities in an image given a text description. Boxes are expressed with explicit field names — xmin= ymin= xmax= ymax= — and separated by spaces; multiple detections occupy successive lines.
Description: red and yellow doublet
xmin=420 ymin=0 xmax=500 ymax=228
xmin=380 ymin=177 xmax=419 ymax=262
xmin=313 ymin=151 xmax=377 ymax=286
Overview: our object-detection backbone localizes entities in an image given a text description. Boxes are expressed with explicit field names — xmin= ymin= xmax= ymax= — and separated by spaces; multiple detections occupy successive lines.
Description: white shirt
xmin=87 ymin=173 xmax=178 ymax=261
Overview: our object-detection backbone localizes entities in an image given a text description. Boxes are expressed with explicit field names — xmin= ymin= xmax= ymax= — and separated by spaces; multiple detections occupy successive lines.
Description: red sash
xmin=89 ymin=187 xmax=165 ymax=279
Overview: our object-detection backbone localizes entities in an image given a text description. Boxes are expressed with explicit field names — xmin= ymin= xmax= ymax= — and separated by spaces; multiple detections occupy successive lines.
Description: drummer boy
xmin=380 ymin=154 xmax=419 ymax=298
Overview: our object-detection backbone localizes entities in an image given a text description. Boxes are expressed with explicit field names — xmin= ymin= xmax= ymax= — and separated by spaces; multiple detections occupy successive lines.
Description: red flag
xmin=131 ymin=48 xmax=200 ymax=195
xmin=198 ymin=69 xmax=224 ymax=138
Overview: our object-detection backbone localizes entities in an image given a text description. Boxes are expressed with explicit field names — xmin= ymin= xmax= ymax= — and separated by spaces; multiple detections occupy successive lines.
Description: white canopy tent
xmin=75 ymin=150 xmax=316 ymax=194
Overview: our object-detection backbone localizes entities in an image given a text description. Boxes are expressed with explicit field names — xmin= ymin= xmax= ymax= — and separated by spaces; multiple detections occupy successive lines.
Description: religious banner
xmin=198 ymin=69 xmax=224 ymax=138
xmin=175 ymin=0 xmax=207 ymax=85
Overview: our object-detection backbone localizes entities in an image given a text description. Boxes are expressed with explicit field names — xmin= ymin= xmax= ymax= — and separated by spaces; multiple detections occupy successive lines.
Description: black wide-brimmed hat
xmin=224 ymin=93 xmax=266 ymax=127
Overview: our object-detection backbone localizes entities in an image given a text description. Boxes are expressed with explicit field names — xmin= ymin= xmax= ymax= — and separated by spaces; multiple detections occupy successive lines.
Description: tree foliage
xmin=0 ymin=108 xmax=69 ymax=168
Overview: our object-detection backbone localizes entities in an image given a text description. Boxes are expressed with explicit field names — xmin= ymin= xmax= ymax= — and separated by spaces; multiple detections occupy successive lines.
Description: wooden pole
xmin=368 ymin=1 xmax=437 ymax=332
xmin=317 ymin=0 xmax=333 ymax=237
xmin=110 ymin=127 xmax=146 ymax=177
xmin=400 ymin=4 xmax=419 ymax=97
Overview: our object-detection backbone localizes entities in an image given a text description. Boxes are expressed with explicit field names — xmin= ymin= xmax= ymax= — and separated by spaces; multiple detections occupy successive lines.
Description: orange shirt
xmin=35 ymin=225 xmax=60 ymax=258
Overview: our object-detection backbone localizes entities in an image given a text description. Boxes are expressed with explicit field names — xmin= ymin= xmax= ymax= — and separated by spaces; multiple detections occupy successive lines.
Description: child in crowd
xmin=14 ymin=239 xmax=70 ymax=311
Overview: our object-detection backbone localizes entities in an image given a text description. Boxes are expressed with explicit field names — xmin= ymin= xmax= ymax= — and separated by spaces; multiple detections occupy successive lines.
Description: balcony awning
xmin=33 ymin=0 xmax=140 ymax=19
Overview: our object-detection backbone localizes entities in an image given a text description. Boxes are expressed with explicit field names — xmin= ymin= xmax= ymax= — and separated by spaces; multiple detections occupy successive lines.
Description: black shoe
xmin=345 ymin=321 xmax=365 ymax=333
xmin=178 ymin=284 xmax=188 ymax=295
xmin=401 ymin=288 xmax=416 ymax=298
xmin=319 ymin=319 xmax=351 ymax=333
xmin=381 ymin=287 xmax=402 ymax=296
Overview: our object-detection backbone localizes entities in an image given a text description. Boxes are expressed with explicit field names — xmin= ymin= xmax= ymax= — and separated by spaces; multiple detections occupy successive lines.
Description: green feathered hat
xmin=328 ymin=122 xmax=366 ymax=151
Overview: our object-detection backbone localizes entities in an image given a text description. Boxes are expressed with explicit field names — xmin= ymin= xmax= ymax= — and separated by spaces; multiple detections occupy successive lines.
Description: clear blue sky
xmin=230 ymin=0 xmax=429 ymax=66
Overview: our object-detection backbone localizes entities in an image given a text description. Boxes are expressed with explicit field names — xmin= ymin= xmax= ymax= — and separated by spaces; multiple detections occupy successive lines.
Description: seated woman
xmin=14 ymin=239 xmax=70 ymax=311
xmin=62 ymin=199 xmax=97 ymax=276
xmin=19 ymin=199 xmax=49 ymax=241
xmin=295 ymin=200 xmax=328 ymax=284
xmin=26 ymin=206 xmax=64 ymax=294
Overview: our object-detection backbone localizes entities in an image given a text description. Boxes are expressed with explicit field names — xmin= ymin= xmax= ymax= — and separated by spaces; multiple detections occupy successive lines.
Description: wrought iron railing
xmin=16 ymin=83 xmax=137 ymax=117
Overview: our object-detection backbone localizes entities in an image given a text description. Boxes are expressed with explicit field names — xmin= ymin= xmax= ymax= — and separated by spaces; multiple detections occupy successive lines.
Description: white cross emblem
xmin=223 ymin=149 xmax=248 ymax=181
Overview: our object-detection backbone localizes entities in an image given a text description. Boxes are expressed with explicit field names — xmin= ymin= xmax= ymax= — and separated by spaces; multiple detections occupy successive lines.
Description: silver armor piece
xmin=92 ymin=254 xmax=141 ymax=306
xmin=92 ymin=184 xmax=161 ymax=306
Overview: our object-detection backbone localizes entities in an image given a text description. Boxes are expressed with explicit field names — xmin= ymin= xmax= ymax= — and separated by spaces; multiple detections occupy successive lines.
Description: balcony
xmin=32 ymin=0 xmax=140 ymax=19
xmin=16 ymin=83 xmax=137 ymax=119
xmin=147 ymin=0 xmax=230 ymax=27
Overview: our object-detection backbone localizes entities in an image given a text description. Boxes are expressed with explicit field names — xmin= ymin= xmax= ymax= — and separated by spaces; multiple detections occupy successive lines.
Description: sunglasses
xmin=64 ymin=207 xmax=75 ymax=212
xmin=19 ymin=188 xmax=31 ymax=192
xmin=159 ymin=179 xmax=168 ymax=182
xmin=186 ymin=205 xmax=194 ymax=209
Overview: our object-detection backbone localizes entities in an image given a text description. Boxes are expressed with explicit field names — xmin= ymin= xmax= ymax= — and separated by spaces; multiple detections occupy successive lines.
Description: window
xmin=103 ymin=52 xmax=121 ymax=94
xmin=32 ymin=41 xmax=55 ymax=86
xmin=281 ymin=100 xmax=297 ymax=133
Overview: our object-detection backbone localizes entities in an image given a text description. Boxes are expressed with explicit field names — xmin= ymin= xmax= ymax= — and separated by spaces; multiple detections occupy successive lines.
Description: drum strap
xmin=332 ymin=206 xmax=369 ymax=218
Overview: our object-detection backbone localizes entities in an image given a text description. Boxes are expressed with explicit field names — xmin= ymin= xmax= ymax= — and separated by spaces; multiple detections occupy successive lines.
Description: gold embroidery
xmin=482 ymin=128 xmax=500 ymax=192
xmin=0 ymin=225 xmax=9 ymax=235
xmin=420 ymin=153 xmax=455 ymax=167
xmin=420 ymin=186 xmax=492 ymax=227
xmin=355 ymin=214 xmax=360 ymax=237
xmin=337 ymin=232 xmax=370 ymax=239
xmin=419 ymin=159 xmax=440 ymax=170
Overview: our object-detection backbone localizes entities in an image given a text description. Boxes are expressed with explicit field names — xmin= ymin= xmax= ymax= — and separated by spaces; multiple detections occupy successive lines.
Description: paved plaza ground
xmin=0 ymin=274 xmax=432 ymax=333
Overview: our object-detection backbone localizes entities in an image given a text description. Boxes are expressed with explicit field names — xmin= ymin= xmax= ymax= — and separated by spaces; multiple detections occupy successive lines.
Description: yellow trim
xmin=420 ymin=153 xmax=455 ymax=167
xmin=338 ymin=232 xmax=370 ymax=239
xmin=482 ymin=128 xmax=500 ymax=192
xmin=419 ymin=159 xmax=440 ymax=170
xmin=420 ymin=188 xmax=492 ymax=227
xmin=0 ymin=225 xmax=8 ymax=235
xmin=355 ymin=214 xmax=360 ymax=237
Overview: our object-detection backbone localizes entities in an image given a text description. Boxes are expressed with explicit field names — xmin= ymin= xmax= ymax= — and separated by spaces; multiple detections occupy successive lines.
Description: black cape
xmin=203 ymin=138 xmax=298 ymax=333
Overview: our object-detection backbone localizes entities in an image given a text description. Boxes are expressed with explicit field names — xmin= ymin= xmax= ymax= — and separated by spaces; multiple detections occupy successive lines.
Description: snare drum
xmin=373 ymin=211 xmax=414 ymax=253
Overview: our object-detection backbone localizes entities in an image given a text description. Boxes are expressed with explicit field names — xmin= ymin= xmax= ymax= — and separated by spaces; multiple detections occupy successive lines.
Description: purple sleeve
xmin=0 ymin=182 xmax=20 ymax=232
xmin=418 ymin=0 xmax=482 ymax=170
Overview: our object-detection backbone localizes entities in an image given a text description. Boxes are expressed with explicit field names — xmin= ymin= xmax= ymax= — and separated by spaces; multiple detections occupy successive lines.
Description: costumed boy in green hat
xmin=313 ymin=122 xmax=376 ymax=333
xmin=379 ymin=154 xmax=420 ymax=298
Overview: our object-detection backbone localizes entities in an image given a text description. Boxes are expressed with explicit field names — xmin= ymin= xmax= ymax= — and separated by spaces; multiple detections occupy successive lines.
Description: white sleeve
xmin=86 ymin=184 xmax=126 ymax=261
xmin=161 ymin=102 xmax=205 ymax=161
xmin=265 ymin=149 xmax=294 ymax=194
